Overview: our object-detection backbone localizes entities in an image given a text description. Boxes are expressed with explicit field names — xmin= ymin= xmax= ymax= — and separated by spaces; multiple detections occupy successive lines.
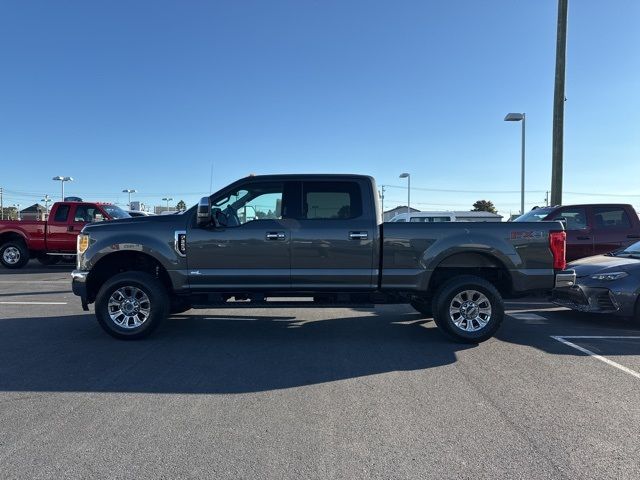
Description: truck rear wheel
xmin=94 ymin=271 xmax=169 ymax=340
xmin=432 ymin=275 xmax=504 ymax=343
xmin=0 ymin=240 xmax=29 ymax=269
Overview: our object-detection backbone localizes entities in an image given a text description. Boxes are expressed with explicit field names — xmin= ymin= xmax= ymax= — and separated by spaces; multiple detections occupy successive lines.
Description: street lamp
xmin=52 ymin=176 xmax=73 ymax=201
xmin=504 ymin=113 xmax=526 ymax=215
xmin=399 ymin=173 xmax=411 ymax=216
xmin=162 ymin=197 xmax=173 ymax=212
xmin=122 ymin=189 xmax=137 ymax=209
xmin=41 ymin=194 xmax=51 ymax=219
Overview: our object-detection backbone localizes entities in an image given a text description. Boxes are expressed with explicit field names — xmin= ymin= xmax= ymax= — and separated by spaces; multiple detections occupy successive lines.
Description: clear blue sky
xmin=1 ymin=0 xmax=638 ymax=217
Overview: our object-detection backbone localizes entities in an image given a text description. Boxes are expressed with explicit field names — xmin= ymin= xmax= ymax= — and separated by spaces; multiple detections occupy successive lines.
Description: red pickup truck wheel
xmin=0 ymin=241 xmax=29 ymax=269
xmin=94 ymin=272 xmax=169 ymax=340
xmin=432 ymin=275 xmax=504 ymax=343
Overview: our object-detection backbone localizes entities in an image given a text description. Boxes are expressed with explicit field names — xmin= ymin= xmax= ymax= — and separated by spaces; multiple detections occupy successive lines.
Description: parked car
xmin=72 ymin=174 xmax=573 ymax=343
xmin=0 ymin=201 xmax=130 ymax=268
xmin=127 ymin=210 xmax=155 ymax=217
xmin=387 ymin=211 xmax=456 ymax=223
xmin=514 ymin=204 xmax=640 ymax=262
xmin=552 ymin=241 xmax=640 ymax=320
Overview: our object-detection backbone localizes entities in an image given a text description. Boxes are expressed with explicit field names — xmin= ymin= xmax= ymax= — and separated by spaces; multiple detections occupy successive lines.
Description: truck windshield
xmin=101 ymin=205 xmax=131 ymax=219
xmin=513 ymin=207 xmax=554 ymax=222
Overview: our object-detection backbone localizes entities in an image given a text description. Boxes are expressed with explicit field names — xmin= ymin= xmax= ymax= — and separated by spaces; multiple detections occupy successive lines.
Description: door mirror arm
xmin=197 ymin=197 xmax=212 ymax=227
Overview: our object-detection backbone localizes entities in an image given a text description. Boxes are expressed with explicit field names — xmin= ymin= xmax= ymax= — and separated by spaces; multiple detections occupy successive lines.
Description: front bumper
xmin=71 ymin=270 xmax=90 ymax=311
xmin=552 ymin=284 xmax=622 ymax=314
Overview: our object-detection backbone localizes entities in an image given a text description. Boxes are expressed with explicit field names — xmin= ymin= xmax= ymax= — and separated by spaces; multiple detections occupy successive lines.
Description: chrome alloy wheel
xmin=107 ymin=286 xmax=151 ymax=329
xmin=449 ymin=290 xmax=492 ymax=332
xmin=2 ymin=246 xmax=20 ymax=265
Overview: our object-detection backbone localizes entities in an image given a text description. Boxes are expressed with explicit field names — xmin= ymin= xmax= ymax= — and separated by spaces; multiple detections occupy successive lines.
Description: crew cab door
xmin=290 ymin=180 xmax=377 ymax=289
xmin=45 ymin=203 xmax=76 ymax=252
xmin=591 ymin=206 xmax=639 ymax=255
xmin=186 ymin=180 xmax=294 ymax=290
xmin=546 ymin=206 xmax=593 ymax=262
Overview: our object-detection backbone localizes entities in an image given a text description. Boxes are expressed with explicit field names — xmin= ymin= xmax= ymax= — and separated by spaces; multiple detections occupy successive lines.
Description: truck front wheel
xmin=432 ymin=275 xmax=504 ymax=343
xmin=0 ymin=241 xmax=29 ymax=269
xmin=94 ymin=272 xmax=169 ymax=340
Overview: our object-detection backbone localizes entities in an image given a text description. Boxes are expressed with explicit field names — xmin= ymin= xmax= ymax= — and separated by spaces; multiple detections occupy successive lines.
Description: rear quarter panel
xmin=0 ymin=221 xmax=46 ymax=250
xmin=381 ymin=221 xmax=562 ymax=293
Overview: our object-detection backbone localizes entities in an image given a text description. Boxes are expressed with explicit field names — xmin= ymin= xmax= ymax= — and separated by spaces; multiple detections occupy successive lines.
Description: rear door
xmin=45 ymin=204 xmax=75 ymax=252
xmin=290 ymin=180 xmax=376 ymax=289
xmin=547 ymin=206 xmax=593 ymax=261
xmin=592 ymin=206 xmax=637 ymax=255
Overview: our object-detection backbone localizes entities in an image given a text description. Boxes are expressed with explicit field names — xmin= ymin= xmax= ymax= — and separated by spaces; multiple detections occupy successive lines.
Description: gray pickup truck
xmin=72 ymin=174 xmax=575 ymax=342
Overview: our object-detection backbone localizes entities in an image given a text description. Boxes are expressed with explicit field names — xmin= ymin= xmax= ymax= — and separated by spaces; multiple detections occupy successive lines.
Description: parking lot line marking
xmin=0 ymin=301 xmax=68 ymax=305
xmin=552 ymin=335 xmax=640 ymax=380
xmin=0 ymin=280 xmax=69 ymax=284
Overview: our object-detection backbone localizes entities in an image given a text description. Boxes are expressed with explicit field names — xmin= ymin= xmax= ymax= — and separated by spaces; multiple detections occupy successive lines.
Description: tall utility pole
xmin=0 ymin=187 xmax=3 ymax=220
xmin=551 ymin=0 xmax=568 ymax=206
xmin=380 ymin=185 xmax=386 ymax=215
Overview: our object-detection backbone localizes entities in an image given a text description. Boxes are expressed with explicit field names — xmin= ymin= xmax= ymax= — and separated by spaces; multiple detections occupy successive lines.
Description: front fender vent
xmin=174 ymin=230 xmax=187 ymax=257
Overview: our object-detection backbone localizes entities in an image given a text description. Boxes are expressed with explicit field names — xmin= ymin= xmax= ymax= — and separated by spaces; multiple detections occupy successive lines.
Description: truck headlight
xmin=590 ymin=271 xmax=628 ymax=281
xmin=77 ymin=234 xmax=90 ymax=254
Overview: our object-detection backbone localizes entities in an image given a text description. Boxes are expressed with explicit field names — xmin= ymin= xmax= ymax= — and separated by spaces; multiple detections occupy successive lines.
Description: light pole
xmin=504 ymin=113 xmax=526 ymax=215
xmin=162 ymin=197 xmax=173 ymax=212
xmin=41 ymin=194 xmax=51 ymax=219
xmin=122 ymin=189 xmax=137 ymax=209
xmin=52 ymin=176 xmax=73 ymax=201
xmin=399 ymin=173 xmax=411 ymax=216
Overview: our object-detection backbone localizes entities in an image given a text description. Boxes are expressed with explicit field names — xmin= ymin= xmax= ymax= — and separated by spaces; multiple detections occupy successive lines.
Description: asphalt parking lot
xmin=2 ymin=264 xmax=640 ymax=479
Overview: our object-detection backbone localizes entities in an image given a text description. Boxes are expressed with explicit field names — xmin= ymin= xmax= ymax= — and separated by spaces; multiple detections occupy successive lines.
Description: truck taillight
xmin=549 ymin=231 xmax=566 ymax=271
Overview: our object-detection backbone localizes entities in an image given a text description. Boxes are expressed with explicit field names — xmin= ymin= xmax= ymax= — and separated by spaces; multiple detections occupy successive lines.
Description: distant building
xmin=20 ymin=203 xmax=47 ymax=221
xmin=383 ymin=206 xmax=420 ymax=222
xmin=452 ymin=211 xmax=503 ymax=222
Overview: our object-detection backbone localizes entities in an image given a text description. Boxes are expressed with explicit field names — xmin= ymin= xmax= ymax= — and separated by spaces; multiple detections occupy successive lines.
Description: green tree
xmin=472 ymin=200 xmax=497 ymax=214
xmin=176 ymin=200 xmax=187 ymax=211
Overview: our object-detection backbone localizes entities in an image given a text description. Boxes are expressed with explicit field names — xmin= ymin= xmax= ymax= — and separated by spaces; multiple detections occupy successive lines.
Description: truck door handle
xmin=67 ymin=226 xmax=75 ymax=232
xmin=265 ymin=232 xmax=286 ymax=241
xmin=627 ymin=234 xmax=640 ymax=239
xmin=349 ymin=231 xmax=368 ymax=240
xmin=576 ymin=235 xmax=591 ymax=240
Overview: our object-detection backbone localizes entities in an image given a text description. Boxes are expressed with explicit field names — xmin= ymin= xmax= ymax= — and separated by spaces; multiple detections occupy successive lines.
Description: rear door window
xmin=593 ymin=207 xmax=632 ymax=229
xmin=550 ymin=207 xmax=588 ymax=230
xmin=53 ymin=205 xmax=70 ymax=222
xmin=302 ymin=182 xmax=362 ymax=220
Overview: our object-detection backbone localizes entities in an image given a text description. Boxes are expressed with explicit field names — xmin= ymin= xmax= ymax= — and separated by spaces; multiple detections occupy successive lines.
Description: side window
xmin=74 ymin=206 xmax=99 ymax=222
xmin=552 ymin=207 xmax=587 ymax=230
xmin=211 ymin=182 xmax=284 ymax=227
xmin=302 ymin=182 xmax=362 ymax=220
xmin=410 ymin=217 xmax=427 ymax=222
xmin=593 ymin=207 xmax=632 ymax=229
xmin=53 ymin=205 xmax=70 ymax=222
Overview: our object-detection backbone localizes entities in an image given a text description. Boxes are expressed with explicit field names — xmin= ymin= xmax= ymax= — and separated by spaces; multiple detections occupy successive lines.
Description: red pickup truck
xmin=515 ymin=204 xmax=640 ymax=262
xmin=0 ymin=201 xmax=130 ymax=268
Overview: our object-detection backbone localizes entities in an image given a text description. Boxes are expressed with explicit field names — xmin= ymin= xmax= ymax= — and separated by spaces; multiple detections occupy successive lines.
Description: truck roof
xmin=241 ymin=173 xmax=375 ymax=182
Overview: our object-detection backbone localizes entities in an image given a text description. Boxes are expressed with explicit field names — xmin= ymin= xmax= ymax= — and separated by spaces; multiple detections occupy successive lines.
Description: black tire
xmin=0 ymin=240 xmax=30 ymax=269
xmin=432 ymin=275 xmax=504 ymax=343
xmin=94 ymin=271 xmax=169 ymax=340
xmin=410 ymin=297 xmax=433 ymax=318
xmin=37 ymin=255 xmax=61 ymax=266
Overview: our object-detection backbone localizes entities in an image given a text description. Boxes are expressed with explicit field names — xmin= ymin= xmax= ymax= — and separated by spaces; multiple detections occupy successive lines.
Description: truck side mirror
xmin=197 ymin=197 xmax=212 ymax=227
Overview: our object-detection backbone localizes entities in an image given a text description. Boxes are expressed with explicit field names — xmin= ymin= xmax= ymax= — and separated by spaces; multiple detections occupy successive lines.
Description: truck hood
xmin=83 ymin=212 xmax=188 ymax=233
xmin=569 ymin=254 xmax=640 ymax=277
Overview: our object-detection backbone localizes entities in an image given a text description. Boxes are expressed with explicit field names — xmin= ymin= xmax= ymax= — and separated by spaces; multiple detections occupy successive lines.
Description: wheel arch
xmin=86 ymin=251 xmax=173 ymax=303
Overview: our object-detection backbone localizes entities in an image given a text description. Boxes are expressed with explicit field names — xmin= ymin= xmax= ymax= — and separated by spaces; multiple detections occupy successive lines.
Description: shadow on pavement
xmin=0 ymin=310 xmax=474 ymax=394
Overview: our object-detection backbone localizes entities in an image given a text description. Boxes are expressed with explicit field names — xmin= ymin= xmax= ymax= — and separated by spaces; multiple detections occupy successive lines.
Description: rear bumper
xmin=71 ymin=270 xmax=90 ymax=311
xmin=555 ymin=270 xmax=576 ymax=288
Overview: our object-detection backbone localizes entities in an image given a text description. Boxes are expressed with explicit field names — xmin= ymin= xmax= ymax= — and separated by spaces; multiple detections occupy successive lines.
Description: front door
xmin=592 ymin=206 xmax=637 ymax=255
xmin=290 ymin=180 xmax=376 ymax=289
xmin=187 ymin=180 xmax=292 ymax=290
